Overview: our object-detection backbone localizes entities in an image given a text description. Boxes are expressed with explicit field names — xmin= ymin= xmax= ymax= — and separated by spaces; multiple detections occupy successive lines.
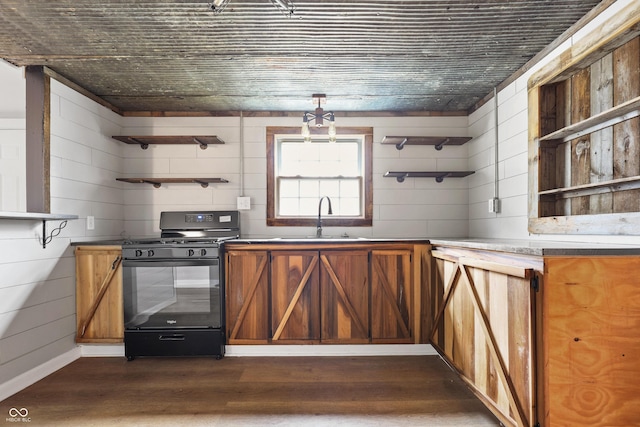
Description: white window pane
xmin=319 ymin=180 xmax=340 ymax=197
xmin=340 ymin=198 xmax=361 ymax=216
xmin=300 ymin=180 xmax=319 ymax=198
xmin=299 ymin=197 xmax=318 ymax=216
xmin=340 ymin=180 xmax=360 ymax=198
xmin=280 ymin=198 xmax=300 ymax=216
xmin=280 ymin=179 xmax=300 ymax=197
xmin=276 ymin=135 xmax=364 ymax=218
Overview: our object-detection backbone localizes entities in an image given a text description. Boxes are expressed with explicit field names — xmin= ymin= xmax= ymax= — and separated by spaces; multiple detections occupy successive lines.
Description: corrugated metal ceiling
xmin=0 ymin=0 xmax=606 ymax=114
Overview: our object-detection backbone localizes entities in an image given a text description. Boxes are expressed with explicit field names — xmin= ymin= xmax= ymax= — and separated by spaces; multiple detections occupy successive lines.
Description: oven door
xmin=122 ymin=258 xmax=222 ymax=329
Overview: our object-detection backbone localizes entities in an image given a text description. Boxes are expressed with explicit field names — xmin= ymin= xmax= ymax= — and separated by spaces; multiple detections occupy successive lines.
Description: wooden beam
xmin=25 ymin=65 xmax=50 ymax=213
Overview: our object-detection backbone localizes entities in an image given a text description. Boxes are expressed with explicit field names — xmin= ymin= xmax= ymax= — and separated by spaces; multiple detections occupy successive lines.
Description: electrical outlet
xmin=87 ymin=215 xmax=95 ymax=230
xmin=237 ymin=196 xmax=251 ymax=210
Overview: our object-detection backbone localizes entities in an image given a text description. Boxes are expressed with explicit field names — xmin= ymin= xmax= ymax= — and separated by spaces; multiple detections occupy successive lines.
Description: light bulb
xmin=301 ymin=118 xmax=311 ymax=142
xmin=328 ymin=121 xmax=337 ymax=142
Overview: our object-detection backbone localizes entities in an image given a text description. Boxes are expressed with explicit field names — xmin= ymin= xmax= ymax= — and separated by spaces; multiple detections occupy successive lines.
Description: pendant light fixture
xmin=301 ymin=94 xmax=337 ymax=142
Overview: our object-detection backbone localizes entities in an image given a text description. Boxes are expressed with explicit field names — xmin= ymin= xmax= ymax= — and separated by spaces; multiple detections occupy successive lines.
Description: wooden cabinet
xmin=225 ymin=249 xmax=270 ymax=343
xmin=371 ymin=249 xmax=413 ymax=343
xmin=225 ymin=241 xmax=428 ymax=345
xmin=541 ymin=256 xmax=640 ymax=427
xmin=430 ymin=247 xmax=539 ymax=427
xmin=430 ymin=243 xmax=640 ymax=427
xmin=270 ymin=251 xmax=320 ymax=342
xmin=320 ymin=250 xmax=369 ymax=343
xmin=75 ymin=246 xmax=124 ymax=343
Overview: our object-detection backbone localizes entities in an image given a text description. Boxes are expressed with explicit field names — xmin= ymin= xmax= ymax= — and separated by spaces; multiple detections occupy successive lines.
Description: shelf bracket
xmin=395 ymin=138 xmax=409 ymax=150
xmin=142 ymin=180 xmax=162 ymax=188
xmin=435 ymin=173 xmax=451 ymax=183
xmin=129 ymin=137 xmax=149 ymax=150
xmin=395 ymin=173 xmax=409 ymax=183
xmin=193 ymin=137 xmax=208 ymax=150
xmin=41 ymin=220 xmax=69 ymax=249
xmin=434 ymin=137 xmax=451 ymax=151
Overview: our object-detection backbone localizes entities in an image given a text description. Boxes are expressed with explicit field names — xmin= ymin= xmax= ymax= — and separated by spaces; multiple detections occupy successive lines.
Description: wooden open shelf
xmin=382 ymin=136 xmax=471 ymax=151
xmin=527 ymin=4 xmax=640 ymax=235
xmin=112 ymin=135 xmax=225 ymax=150
xmin=384 ymin=171 xmax=475 ymax=183
xmin=538 ymin=96 xmax=640 ymax=146
xmin=116 ymin=178 xmax=229 ymax=188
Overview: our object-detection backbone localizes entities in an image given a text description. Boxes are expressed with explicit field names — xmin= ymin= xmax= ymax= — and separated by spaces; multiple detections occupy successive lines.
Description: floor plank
xmin=1 ymin=355 xmax=501 ymax=426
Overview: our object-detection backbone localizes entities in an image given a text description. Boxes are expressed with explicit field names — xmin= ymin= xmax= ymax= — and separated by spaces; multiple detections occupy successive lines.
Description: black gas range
xmin=121 ymin=210 xmax=240 ymax=360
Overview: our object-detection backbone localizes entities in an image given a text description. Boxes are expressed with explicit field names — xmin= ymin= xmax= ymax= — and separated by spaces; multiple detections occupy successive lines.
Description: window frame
xmin=267 ymin=126 xmax=373 ymax=227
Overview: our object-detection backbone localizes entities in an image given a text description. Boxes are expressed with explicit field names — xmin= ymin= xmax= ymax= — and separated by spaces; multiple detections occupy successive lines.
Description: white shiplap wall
xmin=119 ymin=115 xmax=472 ymax=239
xmin=0 ymin=78 xmax=125 ymax=400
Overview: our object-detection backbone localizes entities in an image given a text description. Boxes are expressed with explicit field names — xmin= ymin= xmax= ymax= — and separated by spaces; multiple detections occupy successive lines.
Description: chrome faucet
xmin=316 ymin=196 xmax=333 ymax=237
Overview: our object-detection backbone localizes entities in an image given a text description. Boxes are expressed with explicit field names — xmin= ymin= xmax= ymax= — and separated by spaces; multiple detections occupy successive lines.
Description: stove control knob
xmin=188 ymin=249 xmax=195 ymax=257
xmin=135 ymin=250 xmax=143 ymax=257
xmin=200 ymin=249 xmax=207 ymax=256
xmin=147 ymin=250 xmax=154 ymax=257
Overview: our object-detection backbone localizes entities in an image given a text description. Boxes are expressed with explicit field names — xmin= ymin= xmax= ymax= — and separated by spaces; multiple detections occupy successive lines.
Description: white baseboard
xmin=77 ymin=343 xmax=437 ymax=357
xmin=225 ymin=344 xmax=437 ymax=357
xmin=0 ymin=347 xmax=81 ymax=402
xmin=79 ymin=344 xmax=125 ymax=357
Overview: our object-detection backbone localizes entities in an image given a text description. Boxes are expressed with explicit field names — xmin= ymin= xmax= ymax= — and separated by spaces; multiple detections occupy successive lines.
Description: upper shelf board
xmin=381 ymin=136 xmax=472 ymax=150
xmin=384 ymin=171 xmax=475 ymax=183
xmin=112 ymin=135 xmax=225 ymax=150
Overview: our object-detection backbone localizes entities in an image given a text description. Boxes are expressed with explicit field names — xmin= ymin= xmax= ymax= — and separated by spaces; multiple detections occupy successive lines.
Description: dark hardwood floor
xmin=2 ymin=355 xmax=501 ymax=426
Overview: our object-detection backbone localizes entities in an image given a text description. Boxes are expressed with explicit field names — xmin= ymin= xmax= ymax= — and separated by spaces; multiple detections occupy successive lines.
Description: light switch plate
xmin=87 ymin=215 xmax=95 ymax=230
xmin=237 ymin=196 xmax=251 ymax=210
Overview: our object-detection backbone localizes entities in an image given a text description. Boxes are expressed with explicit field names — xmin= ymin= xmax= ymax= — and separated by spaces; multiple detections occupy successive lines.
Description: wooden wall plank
xmin=25 ymin=65 xmax=50 ymax=213
xmin=488 ymin=271 xmax=510 ymax=414
xmin=613 ymin=36 xmax=640 ymax=212
xmin=507 ymin=275 xmax=533 ymax=424
xmin=589 ymin=53 xmax=614 ymax=214
xmin=570 ymin=68 xmax=592 ymax=214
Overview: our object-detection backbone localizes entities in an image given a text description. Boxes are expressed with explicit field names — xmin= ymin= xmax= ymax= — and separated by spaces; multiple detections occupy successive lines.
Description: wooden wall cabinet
xmin=75 ymin=246 xmax=124 ymax=343
xmin=430 ymin=244 xmax=640 ymax=427
xmin=528 ymin=3 xmax=640 ymax=234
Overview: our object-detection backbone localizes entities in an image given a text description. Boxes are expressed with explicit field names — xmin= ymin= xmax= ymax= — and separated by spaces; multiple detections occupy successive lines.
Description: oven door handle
xmin=122 ymin=259 xmax=219 ymax=268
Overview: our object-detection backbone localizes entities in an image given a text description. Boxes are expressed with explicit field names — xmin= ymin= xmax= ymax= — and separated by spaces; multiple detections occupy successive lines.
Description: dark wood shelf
xmin=112 ymin=135 xmax=225 ymax=150
xmin=384 ymin=171 xmax=475 ymax=183
xmin=382 ymin=136 xmax=472 ymax=150
xmin=116 ymin=178 xmax=229 ymax=188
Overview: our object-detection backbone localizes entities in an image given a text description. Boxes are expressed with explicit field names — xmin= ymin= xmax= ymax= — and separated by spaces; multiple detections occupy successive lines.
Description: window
xmin=267 ymin=127 xmax=372 ymax=227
